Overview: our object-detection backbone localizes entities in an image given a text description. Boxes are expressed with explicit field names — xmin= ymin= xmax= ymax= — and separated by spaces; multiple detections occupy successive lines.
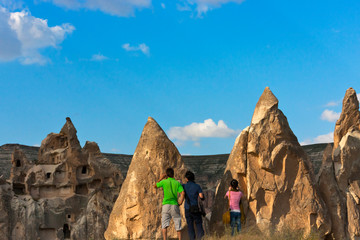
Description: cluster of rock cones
xmin=0 ymin=87 xmax=359 ymax=240
xmin=106 ymin=87 xmax=360 ymax=240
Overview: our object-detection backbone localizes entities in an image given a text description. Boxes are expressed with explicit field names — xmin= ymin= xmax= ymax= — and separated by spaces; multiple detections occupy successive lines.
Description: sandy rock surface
xmin=105 ymin=117 xmax=187 ymax=240
xmin=211 ymin=87 xmax=331 ymax=237
xmin=1 ymin=117 xmax=123 ymax=240
xmin=318 ymin=88 xmax=360 ymax=240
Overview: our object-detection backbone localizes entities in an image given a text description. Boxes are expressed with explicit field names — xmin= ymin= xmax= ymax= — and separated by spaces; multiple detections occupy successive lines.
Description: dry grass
xmin=203 ymin=226 xmax=321 ymax=240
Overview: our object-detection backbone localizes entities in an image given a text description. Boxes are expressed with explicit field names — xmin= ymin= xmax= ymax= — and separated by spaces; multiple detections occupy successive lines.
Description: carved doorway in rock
xmin=63 ymin=224 xmax=70 ymax=239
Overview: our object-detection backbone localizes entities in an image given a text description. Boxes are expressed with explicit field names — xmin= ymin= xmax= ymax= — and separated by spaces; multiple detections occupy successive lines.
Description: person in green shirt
xmin=154 ymin=167 xmax=185 ymax=240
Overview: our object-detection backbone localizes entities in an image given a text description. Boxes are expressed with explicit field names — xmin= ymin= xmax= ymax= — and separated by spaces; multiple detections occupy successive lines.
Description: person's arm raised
xmin=154 ymin=173 xmax=167 ymax=189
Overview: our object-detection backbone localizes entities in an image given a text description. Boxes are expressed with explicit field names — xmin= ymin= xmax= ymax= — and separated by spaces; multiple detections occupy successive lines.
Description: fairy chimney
xmin=319 ymin=88 xmax=360 ymax=239
xmin=211 ymin=87 xmax=331 ymax=237
xmin=105 ymin=117 xmax=187 ymax=239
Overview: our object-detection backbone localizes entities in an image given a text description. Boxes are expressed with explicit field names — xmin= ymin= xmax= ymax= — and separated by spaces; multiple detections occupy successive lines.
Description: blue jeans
xmin=185 ymin=210 xmax=204 ymax=240
xmin=230 ymin=212 xmax=241 ymax=236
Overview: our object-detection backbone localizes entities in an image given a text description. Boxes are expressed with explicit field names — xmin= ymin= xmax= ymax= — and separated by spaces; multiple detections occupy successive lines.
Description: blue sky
xmin=0 ymin=0 xmax=360 ymax=154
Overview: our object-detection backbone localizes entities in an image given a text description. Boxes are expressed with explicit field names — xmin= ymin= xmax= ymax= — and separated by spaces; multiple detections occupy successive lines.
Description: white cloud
xmin=122 ymin=43 xmax=150 ymax=56
xmin=168 ymin=119 xmax=240 ymax=142
xmin=300 ymin=132 xmax=334 ymax=145
xmin=325 ymin=101 xmax=339 ymax=107
xmin=321 ymin=109 xmax=340 ymax=122
xmin=33 ymin=143 xmax=40 ymax=147
xmin=41 ymin=0 xmax=245 ymax=17
xmin=39 ymin=0 xmax=151 ymax=17
xmin=90 ymin=53 xmax=108 ymax=61
xmin=0 ymin=7 xmax=74 ymax=65
xmin=177 ymin=2 xmax=192 ymax=12
xmin=111 ymin=148 xmax=120 ymax=153
xmin=357 ymin=93 xmax=360 ymax=102
xmin=179 ymin=0 xmax=245 ymax=16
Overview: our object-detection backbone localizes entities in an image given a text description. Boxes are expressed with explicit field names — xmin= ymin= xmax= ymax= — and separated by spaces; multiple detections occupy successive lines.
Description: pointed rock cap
xmin=334 ymin=88 xmax=360 ymax=148
xmin=60 ymin=117 xmax=77 ymax=137
xmin=251 ymin=87 xmax=279 ymax=124
xmin=147 ymin=116 xmax=155 ymax=122
xmin=140 ymin=116 xmax=168 ymax=140
xmin=60 ymin=117 xmax=81 ymax=150
xmin=339 ymin=88 xmax=359 ymax=114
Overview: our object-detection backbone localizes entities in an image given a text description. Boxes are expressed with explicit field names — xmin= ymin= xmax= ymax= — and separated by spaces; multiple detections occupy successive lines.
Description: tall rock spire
xmin=211 ymin=87 xmax=331 ymax=237
xmin=333 ymin=88 xmax=360 ymax=149
xmin=105 ymin=117 xmax=187 ymax=239
xmin=319 ymin=87 xmax=360 ymax=239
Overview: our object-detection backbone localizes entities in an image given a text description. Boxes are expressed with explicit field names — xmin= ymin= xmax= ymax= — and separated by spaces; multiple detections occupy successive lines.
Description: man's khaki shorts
xmin=161 ymin=204 xmax=182 ymax=231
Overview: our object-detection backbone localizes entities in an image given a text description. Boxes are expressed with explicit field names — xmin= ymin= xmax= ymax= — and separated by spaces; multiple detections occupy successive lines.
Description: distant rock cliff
xmin=0 ymin=144 xmax=327 ymax=193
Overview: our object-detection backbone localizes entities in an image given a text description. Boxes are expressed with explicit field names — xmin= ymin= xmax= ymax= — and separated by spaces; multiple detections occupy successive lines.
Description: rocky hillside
xmin=0 ymin=142 xmax=327 ymax=191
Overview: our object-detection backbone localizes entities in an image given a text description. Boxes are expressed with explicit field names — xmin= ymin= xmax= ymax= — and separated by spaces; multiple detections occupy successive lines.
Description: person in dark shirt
xmin=183 ymin=171 xmax=205 ymax=240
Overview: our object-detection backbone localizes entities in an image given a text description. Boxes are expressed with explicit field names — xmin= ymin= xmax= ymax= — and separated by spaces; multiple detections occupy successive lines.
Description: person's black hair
xmin=230 ymin=179 xmax=238 ymax=190
xmin=166 ymin=168 xmax=174 ymax=178
xmin=185 ymin=171 xmax=195 ymax=181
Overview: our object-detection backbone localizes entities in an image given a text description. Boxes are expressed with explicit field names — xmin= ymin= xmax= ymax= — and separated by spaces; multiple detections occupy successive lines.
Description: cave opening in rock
xmin=16 ymin=160 xmax=21 ymax=167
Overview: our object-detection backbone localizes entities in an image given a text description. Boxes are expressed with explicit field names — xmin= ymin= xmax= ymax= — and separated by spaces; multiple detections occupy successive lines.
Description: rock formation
xmin=210 ymin=127 xmax=249 ymax=234
xmin=318 ymin=87 xmax=360 ymax=239
xmin=211 ymin=87 xmax=331 ymax=237
xmin=1 ymin=117 xmax=123 ymax=240
xmin=333 ymin=88 xmax=360 ymax=149
xmin=317 ymin=144 xmax=347 ymax=240
xmin=105 ymin=117 xmax=187 ymax=240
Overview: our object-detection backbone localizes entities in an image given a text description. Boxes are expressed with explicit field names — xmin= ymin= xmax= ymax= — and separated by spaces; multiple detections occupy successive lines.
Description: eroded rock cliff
xmin=2 ymin=117 xmax=123 ymax=240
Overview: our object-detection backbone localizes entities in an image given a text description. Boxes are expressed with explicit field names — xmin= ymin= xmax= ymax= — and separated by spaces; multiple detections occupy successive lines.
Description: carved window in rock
xmin=46 ymin=173 xmax=51 ymax=179
xmin=16 ymin=160 xmax=21 ymax=167
xmin=81 ymin=166 xmax=87 ymax=174
xmin=13 ymin=183 xmax=25 ymax=195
